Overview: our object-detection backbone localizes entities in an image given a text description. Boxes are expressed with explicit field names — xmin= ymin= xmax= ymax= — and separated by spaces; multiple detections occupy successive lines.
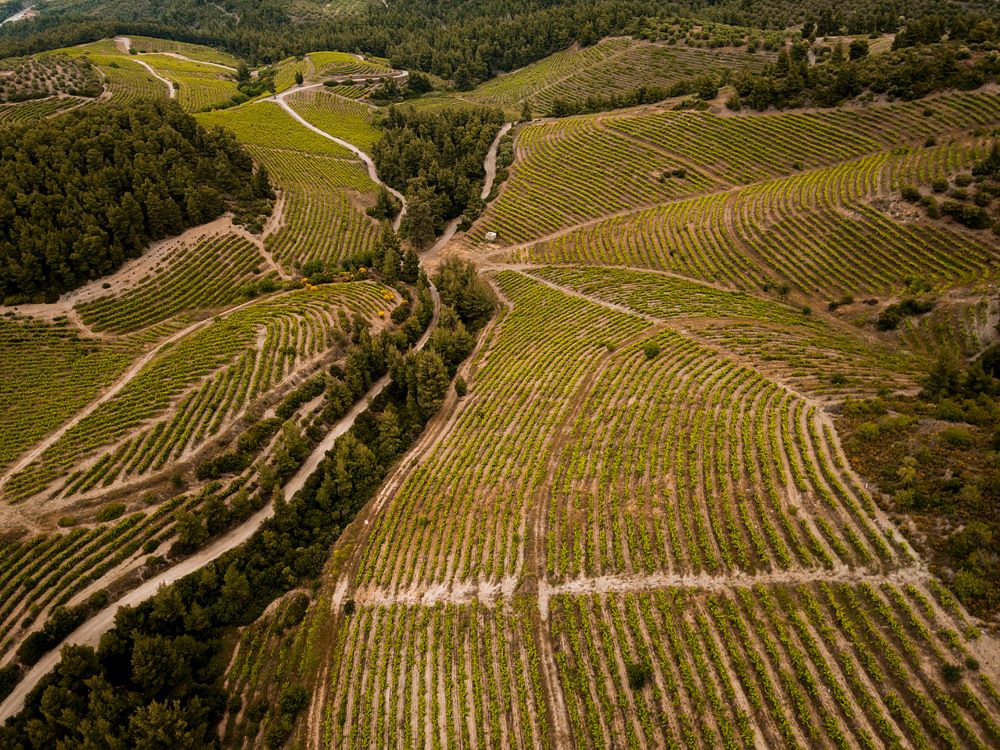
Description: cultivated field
xmin=1 ymin=27 xmax=999 ymax=750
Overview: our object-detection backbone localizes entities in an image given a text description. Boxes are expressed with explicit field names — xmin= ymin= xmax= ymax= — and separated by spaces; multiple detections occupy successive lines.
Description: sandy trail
xmin=271 ymin=87 xmax=407 ymax=229
xmin=132 ymin=58 xmax=176 ymax=99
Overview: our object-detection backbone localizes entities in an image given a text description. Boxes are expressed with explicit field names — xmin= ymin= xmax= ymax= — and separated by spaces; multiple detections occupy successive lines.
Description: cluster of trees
xmin=730 ymin=37 xmax=1000 ymax=111
xmin=203 ymin=62 xmax=276 ymax=111
xmin=0 ymin=258 xmax=493 ymax=748
xmin=0 ymin=100 xmax=272 ymax=303
xmin=875 ymin=297 xmax=934 ymax=331
xmin=372 ymin=106 xmax=503 ymax=247
xmin=901 ymin=140 xmax=1000 ymax=232
xmin=842 ymin=346 xmax=1000 ymax=619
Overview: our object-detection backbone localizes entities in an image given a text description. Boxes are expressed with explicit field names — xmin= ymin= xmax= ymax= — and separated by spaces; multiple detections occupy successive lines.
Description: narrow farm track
xmin=131 ymin=58 xmax=176 ymax=99
xmin=271 ymin=85 xmax=408 ymax=229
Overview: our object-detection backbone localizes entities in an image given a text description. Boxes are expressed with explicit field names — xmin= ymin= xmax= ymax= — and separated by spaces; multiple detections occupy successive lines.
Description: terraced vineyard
xmin=462 ymin=37 xmax=772 ymax=116
xmin=0 ymin=316 xmax=136 ymax=472
xmin=125 ymin=36 xmax=242 ymax=67
xmin=76 ymin=234 xmax=271 ymax=333
xmin=198 ymin=101 xmax=381 ymax=272
xmin=307 ymin=51 xmax=394 ymax=78
xmin=246 ymin=266 xmax=999 ymax=750
xmin=135 ymin=53 xmax=239 ymax=111
xmin=2 ymin=282 xmax=393 ymax=506
xmin=472 ymin=115 xmax=718 ymax=244
xmin=498 ymin=139 xmax=998 ymax=298
xmin=286 ymin=87 xmax=379 ymax=151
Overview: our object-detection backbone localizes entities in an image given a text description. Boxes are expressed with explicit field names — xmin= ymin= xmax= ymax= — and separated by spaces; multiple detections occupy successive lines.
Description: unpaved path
xmin=0 ymin=288 xmax=278 ymax=495
xmin=272 ymin=86 xmax=408 ymax=229
xmin=132 ymin=58 xmax=176 ymax=99
xmin=480 ymin=122 xmax=512 ymax=201
xmin=0 ymin=282 xmax=441 ymax=722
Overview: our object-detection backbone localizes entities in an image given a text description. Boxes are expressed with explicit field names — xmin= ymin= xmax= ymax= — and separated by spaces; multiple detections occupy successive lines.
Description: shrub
xmin=626 ymin=660 xmax=653 ymax=690
xmin=941 ymin=663 xmax=963 ymax=683
xmin=95 ymin=503 xmax=126 ymax=522
xmin=940 ymin=426 xmax=973 ymax=449
xmin=0 ymin=664 xmax=19 ymax=701
xmin=856 ymin=422 xmax=882 ymax=441
xmin=643 ymin=341 xmax=661 ymax=360
xmin=279 ymin=685 xmax=310 ymax=717
xmin=876 ymin=298 xmax=934 ymax=331
xmin=901 ymin=185 xmax=922 ymax=202
xmin=454 ymin=375 xmax=467 ymax=397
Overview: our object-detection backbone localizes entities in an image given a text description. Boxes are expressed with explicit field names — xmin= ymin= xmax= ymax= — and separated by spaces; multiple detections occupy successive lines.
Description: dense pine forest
xmin=0 ymin=100 xmax=271 ymax=303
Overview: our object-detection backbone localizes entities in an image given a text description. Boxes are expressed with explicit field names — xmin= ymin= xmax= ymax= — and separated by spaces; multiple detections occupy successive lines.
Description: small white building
xmin=484 ymin=231 xmax=498 ymax=242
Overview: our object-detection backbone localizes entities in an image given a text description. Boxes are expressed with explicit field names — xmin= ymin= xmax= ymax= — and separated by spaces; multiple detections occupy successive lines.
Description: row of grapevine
xmin=77 ymin=234 xmax=268 ymax=333
xmin=352 ymin=272 xmax=649 ymax=593
xmin=0 ymin=315 xmax=136 ymax=471
xmin=551 ymin=582 xmax=997 ymax=750
xmin=542 ymin=324 xmax=903 ymax=579
xmin=471 ymin=116 xmax=718 ymax=244
xmin=3 ymin=283 xmax=392 ymax=503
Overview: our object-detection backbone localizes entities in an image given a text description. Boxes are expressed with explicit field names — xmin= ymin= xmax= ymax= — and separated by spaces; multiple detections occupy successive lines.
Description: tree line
xmin=0 ymin=99 xmax=272 ymax=304
xmin=2 ymin=0 xmax=993 ymax=91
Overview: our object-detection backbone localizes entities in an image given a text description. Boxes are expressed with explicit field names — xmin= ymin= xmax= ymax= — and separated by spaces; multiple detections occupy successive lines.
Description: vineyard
xmin=1 ymin=24 xmax=1000 ymax=750
xmin=2 ymin=282 xmax=394 ymax=506
xmin=462 ymin=37 xmax=772 ymax=117
xmin=238 ymin=266 xmax=1000 ymax=750
xmin=197 ymin=101 xmax=382 ymax=272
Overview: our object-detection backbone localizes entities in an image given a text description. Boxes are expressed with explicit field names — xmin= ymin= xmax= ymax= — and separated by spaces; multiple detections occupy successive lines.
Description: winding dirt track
xmin=131 ymin=58 xmax=176 ymax=99
xmin=272 ymin=86 xmax=408 ymax=229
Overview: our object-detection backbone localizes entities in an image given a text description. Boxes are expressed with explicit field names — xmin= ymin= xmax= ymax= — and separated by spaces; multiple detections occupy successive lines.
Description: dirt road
xmin=272 ymin=87 xmax=408 ymax=229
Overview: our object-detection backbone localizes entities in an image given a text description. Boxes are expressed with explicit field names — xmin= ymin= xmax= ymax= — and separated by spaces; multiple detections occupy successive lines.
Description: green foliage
xmin=626 ymin=660 xmax=653 ymax=690
xmin=433 ymin=256 xmax=497 ymax=332
xmin=0 ymin=100 xmax=270 ymax=303
xmin=96 ymin=503 xmax=127 ymax=522
xmin=373 ymin=106 xmax=503 ymax=238
xmin=876 ymin=298 xmax=934 ymax=331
